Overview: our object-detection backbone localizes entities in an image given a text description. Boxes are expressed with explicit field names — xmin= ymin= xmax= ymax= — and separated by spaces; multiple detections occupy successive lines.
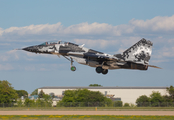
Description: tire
xmin=102 ymin=69 xmax=108 ymax=75
xmin=96 ymin=67 xmax=103 ymax=73
xmin=71 ymin=66 xmax=76 ymax=71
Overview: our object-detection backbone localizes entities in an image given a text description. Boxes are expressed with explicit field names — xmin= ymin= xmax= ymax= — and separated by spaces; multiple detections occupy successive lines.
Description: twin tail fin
xmin=115 ymin=38 xmax=153 ymax=65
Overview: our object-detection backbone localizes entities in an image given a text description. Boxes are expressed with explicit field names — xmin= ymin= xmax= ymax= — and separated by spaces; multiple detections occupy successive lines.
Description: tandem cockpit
xmin=39 ymin=41 xmax=78 ymax=46
xmin=39 ymin=41 xmax=66 ymax=46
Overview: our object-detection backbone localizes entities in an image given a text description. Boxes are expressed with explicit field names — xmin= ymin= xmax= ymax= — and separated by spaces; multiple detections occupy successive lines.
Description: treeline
xmin=0 ymin=80 xmax=30 ymax=103
xmin=57 ymin=89 xmax=112 ymax=107
xmin=136 ymin=86 xmax=174 ymax=107
xmin=1 ymin=80 xmax=174 ymax=107
xmin=0 ymin=80 xmax=18 ymax=104
xmin=17 ymin=92 xmax=53 ymax=107
xmin=0 ymin=80 xmax=53 ymax=107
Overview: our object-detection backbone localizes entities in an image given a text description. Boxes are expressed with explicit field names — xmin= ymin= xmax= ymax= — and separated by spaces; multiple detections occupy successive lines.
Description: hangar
xmin=38 ymin=86 xmax=167 ymax=104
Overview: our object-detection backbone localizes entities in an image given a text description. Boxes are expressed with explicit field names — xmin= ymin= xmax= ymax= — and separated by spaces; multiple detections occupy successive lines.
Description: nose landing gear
xmin=70 ymin=57 xmax=76 ymax=71
xmin=95 ymin=67 xmax=108 ymax=75
xmin=62 ymin=56 xmax=76 ymax=72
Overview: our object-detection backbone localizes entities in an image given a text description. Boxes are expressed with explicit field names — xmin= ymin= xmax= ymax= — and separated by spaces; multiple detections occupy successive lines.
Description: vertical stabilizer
xmin=115 ymin=38 xmax=153 ymax=65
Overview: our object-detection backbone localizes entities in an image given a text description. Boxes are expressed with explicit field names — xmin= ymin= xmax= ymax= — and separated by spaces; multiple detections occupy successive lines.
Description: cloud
xmin=74 ymin=39 xmax=118 ymax=48
xmin=0 ymin=64 xmax=13 ymax=70
xmin=1 ymin=15 xmax=174 ymax=40
xmin=73 ymin=36 xmax=142 ymax=50
xmin=161 ymin=47 xmax=174 ymax=57
xmin=1 ymin=15 xmax=174 ymax=66
xmin=0 ymin=50 xmax=27 ymax=62
xmin=23 ymin=63 xmax=68 ymax=71
xmin=0 ymin=28 xmax=3 ymax=36
xmin=3 ymin=22 xmax=62 ymax=36
xmin=0 ymin=43 xmax=10 ymax=46
xmin=130 ymin=15 xmax=174 ymax=33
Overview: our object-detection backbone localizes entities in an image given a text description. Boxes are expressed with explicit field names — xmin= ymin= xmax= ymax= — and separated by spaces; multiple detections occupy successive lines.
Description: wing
xmin=67 ymin=52 xmax=118 ymax=61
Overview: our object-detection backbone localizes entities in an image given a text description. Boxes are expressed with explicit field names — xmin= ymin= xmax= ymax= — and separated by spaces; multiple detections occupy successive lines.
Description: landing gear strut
xmin=62 ymin=56 xmax=76 ymax=71
xmin=70 ymin=57 xmax=76 ymax=71
xmin=95 ymin=67 xmax=108 ymax=75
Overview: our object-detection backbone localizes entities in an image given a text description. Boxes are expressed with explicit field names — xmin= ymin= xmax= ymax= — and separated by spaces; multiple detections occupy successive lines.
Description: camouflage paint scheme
xmin=21 ymin=38 xmax=160 ymax=75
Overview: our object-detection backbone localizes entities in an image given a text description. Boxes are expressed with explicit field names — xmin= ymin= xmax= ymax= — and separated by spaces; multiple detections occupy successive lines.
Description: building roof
xmin=38 ymin=86 xmax=167 ymax=89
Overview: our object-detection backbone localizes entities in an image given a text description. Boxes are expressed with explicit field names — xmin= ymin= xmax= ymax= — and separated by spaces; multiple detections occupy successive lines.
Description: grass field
xmin=0 ymin=115 xmax=174 ymax=120
xmin=0 ymin=107 xmax=174 ymax=111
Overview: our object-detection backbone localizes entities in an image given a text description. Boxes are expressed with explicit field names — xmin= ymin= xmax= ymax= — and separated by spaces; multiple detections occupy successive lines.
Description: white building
xmin=38 ymin=86 xmax=167 ymax=104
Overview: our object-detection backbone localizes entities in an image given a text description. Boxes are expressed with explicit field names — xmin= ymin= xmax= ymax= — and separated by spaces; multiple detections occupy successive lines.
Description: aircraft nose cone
xmin=22 ymin=47 xmax=30 ymax=51
xmin=22 ymin=46 xmax=38 ymax=52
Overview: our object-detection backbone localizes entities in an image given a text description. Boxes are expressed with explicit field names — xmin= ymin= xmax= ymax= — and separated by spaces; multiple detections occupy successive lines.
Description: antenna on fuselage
xmin=79 ymin=44 xmax=85 ymax=48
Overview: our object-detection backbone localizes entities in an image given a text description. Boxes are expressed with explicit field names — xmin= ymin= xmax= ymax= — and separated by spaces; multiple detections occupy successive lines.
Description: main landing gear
xmin=96 ymin=67 xmax=108 ymax=75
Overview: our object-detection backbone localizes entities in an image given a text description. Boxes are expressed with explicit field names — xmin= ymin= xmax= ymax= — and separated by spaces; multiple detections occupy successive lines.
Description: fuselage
xmin=21 ymin=39 xmax=157 ymax=75
xmin=23 ymin=41 xmax=124 ymax=69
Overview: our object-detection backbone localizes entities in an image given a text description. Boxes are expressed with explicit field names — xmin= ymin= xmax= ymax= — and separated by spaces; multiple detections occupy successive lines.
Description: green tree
xmin=150 ymin=91 xmax=164 ymax=102
xmin=38 ymin=90 xmax=45 ymax=98
xmin=16 ymin=90 xmax=28 ymax=98
xmin=113 ymin=101 xmax=123 ymax=107
xmin=36 ymin=98 xmax=45 ymax=107
xmin=136 ymin=95 xmax=150 ymax=107
xmin=58 ymin=89 xmax=112 ymax=107
xmin=167 ymin=86 xmax=174 ymax=100
xmin=163 ymin=95 xmax=172 ymax=102
xmin=24 ymin=98 xmax=35 ymax=107
xmin=49 ymin=93 xmax=55 ymax=99
xmin=36 ymin=94 xmax=52 ymax=107
xmin=123 ymin=103 xmax=130 ymax=107
xmin=104 ymin=97 xmax=113 ymax=107
xmin=150 ymin=91 xmax=164 ymax=107
xmin=31 ymin=89 xmax=38 ymax=95
xmin=0 ymin=80 xmax=18 ymax=103
xmin=89 ymin=84 xmax=102 ymax=87
xmin=17 ymin=99 xmax=23 ymax=107
xmin=43 ymin=94 xmax=52 ymax=107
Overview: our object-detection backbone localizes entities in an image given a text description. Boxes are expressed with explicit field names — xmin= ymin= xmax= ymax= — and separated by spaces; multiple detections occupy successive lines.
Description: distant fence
xmin=57 ymin=102 xmax=112 ymax=107
xmin=0 ymin=102 xmax=174 ymax=107
xmin=136 ymin=102 xmax=174 ymax=107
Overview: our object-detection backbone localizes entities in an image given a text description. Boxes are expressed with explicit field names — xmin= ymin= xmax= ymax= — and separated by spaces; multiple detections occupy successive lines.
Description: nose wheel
xmin=71 ymin=66 xmax=76 ymax=71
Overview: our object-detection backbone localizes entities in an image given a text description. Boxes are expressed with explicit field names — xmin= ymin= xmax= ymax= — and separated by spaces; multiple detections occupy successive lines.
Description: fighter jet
xmin=19 ymin=38 xmax=160 ymax=75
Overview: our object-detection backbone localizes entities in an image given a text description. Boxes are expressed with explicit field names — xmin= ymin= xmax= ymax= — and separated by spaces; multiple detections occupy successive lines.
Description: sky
xmin=0 ymin=0 xmax=174 ymax=93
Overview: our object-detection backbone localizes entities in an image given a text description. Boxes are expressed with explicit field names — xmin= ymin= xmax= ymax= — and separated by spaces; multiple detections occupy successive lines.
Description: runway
xmin=1 ymin=111 xmax=174 ymax=115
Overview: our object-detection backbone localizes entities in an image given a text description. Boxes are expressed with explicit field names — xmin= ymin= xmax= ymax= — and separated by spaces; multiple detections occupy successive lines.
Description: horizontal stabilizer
xmin=148 ymin=65 xmax=162 ymax=69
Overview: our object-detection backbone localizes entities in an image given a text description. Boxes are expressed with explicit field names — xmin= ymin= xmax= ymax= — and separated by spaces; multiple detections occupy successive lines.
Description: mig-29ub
xmin=19 ymin=38 xmax=161 ymax=75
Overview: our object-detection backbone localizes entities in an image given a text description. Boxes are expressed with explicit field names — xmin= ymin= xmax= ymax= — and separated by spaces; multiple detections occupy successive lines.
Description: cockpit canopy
xmin=39 ymin=41 xmax=78 ymax=46
xmin=39 ymin=41 xmax=67 ymax=46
